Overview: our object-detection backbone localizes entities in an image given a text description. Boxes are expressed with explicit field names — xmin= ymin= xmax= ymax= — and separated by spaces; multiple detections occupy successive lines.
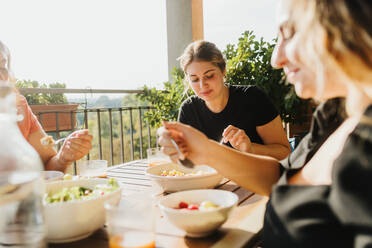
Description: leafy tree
xmin=122 ymin=94 xmax=148 ymax=107
xmin=224 ymin=30 xmax=308 ymax=124
xmin=138 ymin=30 xmax=310 ymax=127
xmin=137 ymin=69 xmax=193 ymax=128
xmin=16 ymin=80 xmax=68 ymax=104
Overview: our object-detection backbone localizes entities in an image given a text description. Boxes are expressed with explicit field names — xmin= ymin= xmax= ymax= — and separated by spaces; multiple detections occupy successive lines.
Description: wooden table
xmin=50 ymin=160 xmax=267 ymax=248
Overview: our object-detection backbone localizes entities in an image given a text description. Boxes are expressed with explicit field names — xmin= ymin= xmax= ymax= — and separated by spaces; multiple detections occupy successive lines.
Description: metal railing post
xmin=119 ymin=109 xmax=124 ymax=163
xmin=55 ymin=112 xmax=61 ymax=151
xmin=97 ymin=109 xmax=103 ymax=160
xmin=84 ymin=109 xmax=89 ymax=160
xmin=71 ymin=111 xmax=77 ymax=175
xmin=138 ymin=108 xmax=143 ymax=159
xmin=108 ymin=108 xmax=114 ymax=166
xmin=146 ymin=108 xmax=151 ymax=150
xmin=129 ymin=108 xmax=134 ymax=161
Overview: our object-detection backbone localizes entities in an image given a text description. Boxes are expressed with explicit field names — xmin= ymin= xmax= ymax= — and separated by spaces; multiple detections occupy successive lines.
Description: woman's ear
xmin=223 ymin=69 xmax=227 ymax=82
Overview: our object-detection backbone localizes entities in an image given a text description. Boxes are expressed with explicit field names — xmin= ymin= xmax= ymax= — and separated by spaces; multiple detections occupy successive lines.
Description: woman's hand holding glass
xmin=222 ymin=125 xmax=252 ymax=153
xmin=57 ymin=129 xmax=93 ymax=164
xmin=157 ymin=122 xmax=209 ymax=165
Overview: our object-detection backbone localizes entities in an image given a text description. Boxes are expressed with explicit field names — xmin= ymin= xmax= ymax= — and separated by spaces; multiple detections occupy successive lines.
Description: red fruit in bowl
xmin=187 ymin=204 xmax=199 ymax=210
xmin=179 ymin=202 xmax=188 ymax=209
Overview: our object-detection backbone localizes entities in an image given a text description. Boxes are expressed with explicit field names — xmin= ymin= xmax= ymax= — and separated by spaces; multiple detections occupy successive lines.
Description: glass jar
xmin=0 ymin=81 xmax=46 ymax=247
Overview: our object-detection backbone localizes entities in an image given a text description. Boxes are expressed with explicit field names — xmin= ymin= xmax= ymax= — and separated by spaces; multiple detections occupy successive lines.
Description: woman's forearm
xmin=44 ymin=154 xmax=71 ymax=172
xmin=251 ymin=143 xmax=291 ymax=160
xmin=198 ymin=140 xmax=281 ymax=196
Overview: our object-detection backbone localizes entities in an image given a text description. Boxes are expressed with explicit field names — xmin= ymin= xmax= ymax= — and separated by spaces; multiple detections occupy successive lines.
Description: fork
xmin=170 ymin=138 xmax=195 ymax=169
xmin=54 ymin=138 xmax=66 ymax=146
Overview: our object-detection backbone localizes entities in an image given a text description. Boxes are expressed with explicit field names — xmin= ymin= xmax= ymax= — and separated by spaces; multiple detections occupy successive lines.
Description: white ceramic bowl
xmin=146 ymin=163 xmax=223 ymax=192
xmin=44 ymin=178 xmax=122 ymax=243
xmin=158 ymin=189 xmax=238 ymax=237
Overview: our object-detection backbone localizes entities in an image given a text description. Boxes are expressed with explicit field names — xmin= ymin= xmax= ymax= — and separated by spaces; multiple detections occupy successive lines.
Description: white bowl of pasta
xmin=146 ymin=163 xmax=222 ymax=192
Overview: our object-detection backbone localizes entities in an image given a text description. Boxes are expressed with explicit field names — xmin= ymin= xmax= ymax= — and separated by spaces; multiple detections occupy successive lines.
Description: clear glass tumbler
xmin=78 ymin=160 xmax=108 ymax=177
xmin=105 ymin=192 xmax=155 ymax=248
xmin=146 ymin=147 xmax=170 ymax=167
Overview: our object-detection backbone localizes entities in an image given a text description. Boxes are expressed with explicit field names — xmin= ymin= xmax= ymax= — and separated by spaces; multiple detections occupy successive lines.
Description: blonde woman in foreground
xmin=158 ymin=0 xmax=372 ymax=246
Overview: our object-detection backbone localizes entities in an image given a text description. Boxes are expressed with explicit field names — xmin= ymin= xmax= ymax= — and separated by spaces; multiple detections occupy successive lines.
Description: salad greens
xmin=44 ymin=178 xmax=119 ymax=203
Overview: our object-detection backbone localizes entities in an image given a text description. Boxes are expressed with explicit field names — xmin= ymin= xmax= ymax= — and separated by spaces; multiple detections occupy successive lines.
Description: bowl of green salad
xmin=43 ymin=178 xmax=121 ymax=243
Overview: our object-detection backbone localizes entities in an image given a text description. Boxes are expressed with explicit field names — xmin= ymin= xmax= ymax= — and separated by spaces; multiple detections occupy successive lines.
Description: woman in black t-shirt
xmin=178 ymin=41 xmax=291 ymax=160
xmin=159 ymin=0 xmax=372 ymax=246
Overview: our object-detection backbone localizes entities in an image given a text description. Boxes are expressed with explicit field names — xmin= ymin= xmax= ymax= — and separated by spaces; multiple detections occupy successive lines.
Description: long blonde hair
xmin=287 ymin=0 xmax=372 ymax=117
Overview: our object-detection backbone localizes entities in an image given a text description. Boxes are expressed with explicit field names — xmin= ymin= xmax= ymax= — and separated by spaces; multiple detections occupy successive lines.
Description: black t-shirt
xmin=178 ymin=85 xmax=278 ymax=145
xmin=263 ymin=103 xmax=372 ymax=248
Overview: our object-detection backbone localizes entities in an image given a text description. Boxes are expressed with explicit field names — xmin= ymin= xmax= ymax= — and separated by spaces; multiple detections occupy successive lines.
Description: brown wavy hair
xmin=179 ymin=40 xmax=226 ymax=74
xmin=178 ymin=40 xmax=226 ymax=92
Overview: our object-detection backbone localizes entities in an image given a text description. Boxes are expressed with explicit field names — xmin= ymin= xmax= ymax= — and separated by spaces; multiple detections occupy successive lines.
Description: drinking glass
xmin=146 ymin=147 xmax=170 ymax=167
xmin=78 ymin=160 xmax=108 ymax=177
xmin=105 ymin=193 xmax=155 ymax=248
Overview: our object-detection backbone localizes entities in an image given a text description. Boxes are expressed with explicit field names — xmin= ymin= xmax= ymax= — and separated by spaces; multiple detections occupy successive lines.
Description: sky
xmin=1 ymin=0 xmax=277 ymax=92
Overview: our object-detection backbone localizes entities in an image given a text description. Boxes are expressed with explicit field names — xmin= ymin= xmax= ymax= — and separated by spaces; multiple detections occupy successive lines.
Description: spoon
xmin=169 ymin=138 xmax=195 ymax=169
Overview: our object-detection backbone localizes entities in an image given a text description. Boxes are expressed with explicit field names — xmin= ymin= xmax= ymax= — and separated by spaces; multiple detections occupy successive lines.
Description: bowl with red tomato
xmin=158 ymin=189 xmax=238 ymax=237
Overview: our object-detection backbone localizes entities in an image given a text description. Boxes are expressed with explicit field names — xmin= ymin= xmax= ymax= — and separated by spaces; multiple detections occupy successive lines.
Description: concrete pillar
xmin=166 ymin=0 xmax=204 ymax=81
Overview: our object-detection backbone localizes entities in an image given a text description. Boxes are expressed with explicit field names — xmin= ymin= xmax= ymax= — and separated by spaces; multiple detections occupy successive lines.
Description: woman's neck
xmin=205 ymin=85 xmax=229 ymax=113
xmin=346 ymin=83 xmax=372 ymax=118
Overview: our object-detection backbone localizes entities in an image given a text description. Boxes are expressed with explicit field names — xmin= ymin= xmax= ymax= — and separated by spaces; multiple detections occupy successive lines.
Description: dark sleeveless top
xmin=264 ymin=103 xmax=372 ymax=248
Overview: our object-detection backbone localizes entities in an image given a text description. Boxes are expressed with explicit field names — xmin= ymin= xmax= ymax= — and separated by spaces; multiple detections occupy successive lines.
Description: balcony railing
xmin=19 ymin=88 xmax=157 ymax=174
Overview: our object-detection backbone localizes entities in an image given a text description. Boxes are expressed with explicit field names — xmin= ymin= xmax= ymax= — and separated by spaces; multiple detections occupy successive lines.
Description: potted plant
xmin=29 ymin=104 xmax=79 ymax=132
xmin=224 ymin=31 xmax=311 ymax=129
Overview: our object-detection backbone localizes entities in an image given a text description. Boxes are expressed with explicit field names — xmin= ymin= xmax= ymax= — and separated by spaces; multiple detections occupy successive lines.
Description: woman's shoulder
xmin=180 ymin=95 xmax=203 ymax=108
xmin=229 ymin=84 xmax=266 ymax=97
xmin=16 ymin=94 xmax=31 ymax=116
xmin=329 ymin=105 xmax=372 ymax=229
xmin=332 ymin=105 xmax=372 ymax=181
xmin=229 ymin=84 xmax=258 ymax=91
xmin=16 ymin=94 xmax=28 ymax=108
